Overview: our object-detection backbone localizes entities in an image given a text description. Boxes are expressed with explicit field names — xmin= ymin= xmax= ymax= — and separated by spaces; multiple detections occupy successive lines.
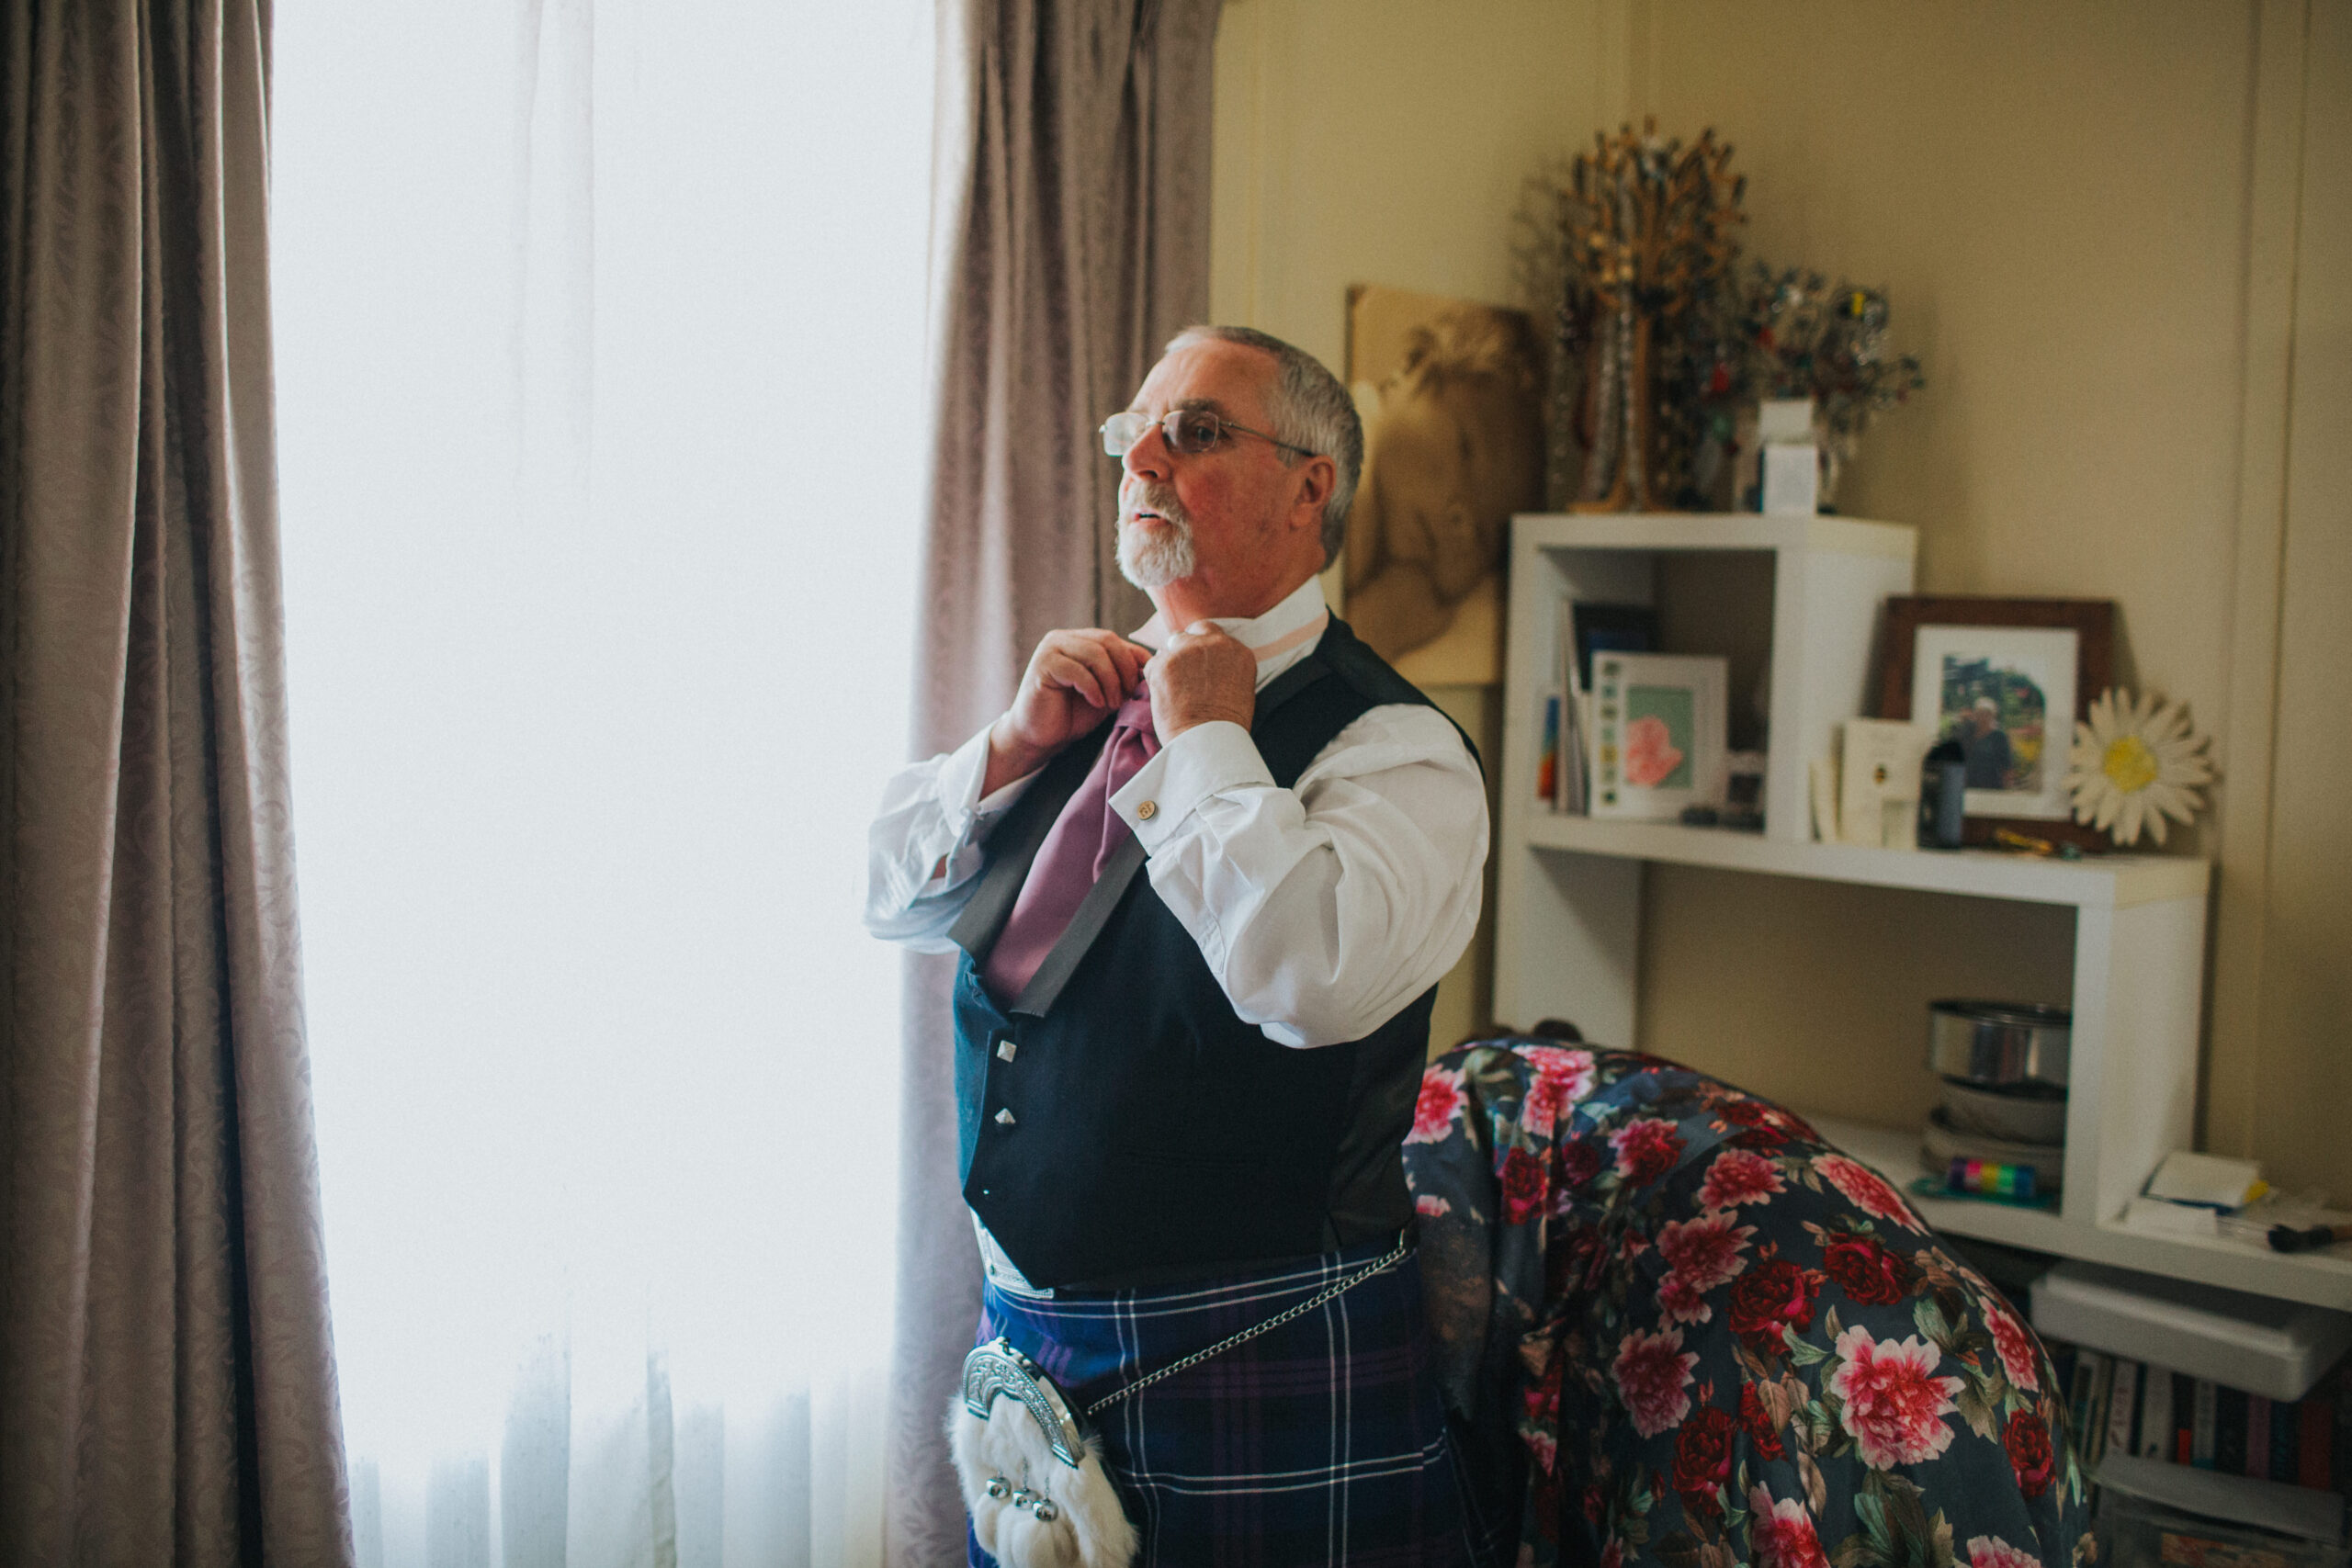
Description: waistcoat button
xmin=996 ymin=1039 xmax=1017 ymax=1063
xmin=994 ymin=1108 xmax=1016 ymax=1126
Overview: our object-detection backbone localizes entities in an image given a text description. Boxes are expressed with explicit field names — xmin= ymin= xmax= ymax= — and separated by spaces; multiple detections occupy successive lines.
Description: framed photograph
xmin=1874 ymin=597 xmax=2115 ymax=848
xmin=1589 ymin=652 xmax=1728 ymax=820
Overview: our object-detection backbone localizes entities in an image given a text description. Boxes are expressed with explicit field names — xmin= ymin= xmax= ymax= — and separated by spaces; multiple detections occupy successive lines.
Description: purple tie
xmin=981 ymin=689 xmax=1162 ymax=1003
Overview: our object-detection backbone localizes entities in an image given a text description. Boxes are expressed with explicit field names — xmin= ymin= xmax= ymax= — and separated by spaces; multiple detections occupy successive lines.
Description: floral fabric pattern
xmin=1406 ymin=1042 xmax=2092 ymax=1568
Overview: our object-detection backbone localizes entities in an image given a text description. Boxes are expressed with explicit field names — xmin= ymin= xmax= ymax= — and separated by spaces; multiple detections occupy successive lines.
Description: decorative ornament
xmin=2061 ymin=688 xmax=2216 ymax=848
xmin=1551 ymin=119 xmax=1745 ymax=513
xmin=1693 ymin=264 xmax=1927 ymax=508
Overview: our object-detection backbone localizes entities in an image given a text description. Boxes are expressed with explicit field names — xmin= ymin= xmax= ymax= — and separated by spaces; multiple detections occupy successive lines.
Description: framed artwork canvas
xmin=1340 ymin=284 xmax=1544 ymax=687
xmin=1589 ymin=652 xmax=1728 ymax=819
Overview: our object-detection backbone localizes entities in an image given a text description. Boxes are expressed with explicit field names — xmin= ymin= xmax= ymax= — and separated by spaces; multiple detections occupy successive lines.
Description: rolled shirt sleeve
xmin=1112 ymin=703 xmax=1487 ymax=1049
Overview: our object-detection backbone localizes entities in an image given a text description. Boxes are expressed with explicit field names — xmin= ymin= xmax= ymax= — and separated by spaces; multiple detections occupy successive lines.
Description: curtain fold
xmin=0 ymin=2 xmax=353 ymax=1562
xmin=888 ymin=1 xmax=1222 ymax=1559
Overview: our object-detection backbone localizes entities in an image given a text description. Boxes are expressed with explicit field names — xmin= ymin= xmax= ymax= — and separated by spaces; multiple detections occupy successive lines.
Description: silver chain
xmin=1081 ymin=1237 xmax=1412 ymax=1418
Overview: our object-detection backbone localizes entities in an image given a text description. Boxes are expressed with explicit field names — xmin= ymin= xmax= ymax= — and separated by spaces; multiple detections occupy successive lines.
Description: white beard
xmin=1115 ymin=516 xmax=1196 ymax=589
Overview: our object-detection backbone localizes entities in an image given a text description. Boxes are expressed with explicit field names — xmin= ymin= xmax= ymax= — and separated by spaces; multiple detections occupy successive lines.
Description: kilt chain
xmin=1081 ymin=1235 xmax=1413 ymax=1419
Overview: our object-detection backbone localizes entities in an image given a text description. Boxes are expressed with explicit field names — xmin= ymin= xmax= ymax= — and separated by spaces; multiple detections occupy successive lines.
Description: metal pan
xmin=1927 ymin=999 xmax=2071 ymax=1089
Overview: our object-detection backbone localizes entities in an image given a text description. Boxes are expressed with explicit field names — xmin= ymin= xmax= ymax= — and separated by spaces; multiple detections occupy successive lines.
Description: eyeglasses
xmin=1099 ymin=409 xmax=1320 ymax=461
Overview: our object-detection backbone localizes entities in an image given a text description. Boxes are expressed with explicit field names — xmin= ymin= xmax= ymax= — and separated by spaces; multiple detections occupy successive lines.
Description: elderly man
xmin=867 ymin=325 xmax=1487 ymax=1565
xmin=1962 ymin=694 xmax=2015 ymax=789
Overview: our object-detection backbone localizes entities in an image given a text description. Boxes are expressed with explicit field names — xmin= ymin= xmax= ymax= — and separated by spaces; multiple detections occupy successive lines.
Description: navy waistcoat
xmin=948 ymin=615 xmax=1476 ymax=1290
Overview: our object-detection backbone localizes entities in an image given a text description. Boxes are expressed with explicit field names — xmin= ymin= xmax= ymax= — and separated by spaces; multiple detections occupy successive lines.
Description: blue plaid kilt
xmin=968 ymin=1238 xmax=1475 ymax=1567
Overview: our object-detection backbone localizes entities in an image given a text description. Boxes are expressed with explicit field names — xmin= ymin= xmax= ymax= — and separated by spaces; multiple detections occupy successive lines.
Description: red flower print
xmin=1812 ymin=1152 xmax=1926 ymax=1232
xmin=1611 ymin=1325 xmax=1699 ymax=1438
xmin=1697 ymin=1147 xmax=1785 ymax=1209
xmin=1407 ymin=1065 xmax=1464 ymax=1145
xmin=1740 ymin=1381 xmax=1785 ymax=1458
xmin=1827 ymin=1326 xmax=1963 ymax=1469
xmin=1726 ymin=1257 xmax=1818 ymax=1351
xmin=2003 ymin=1411 xmax=2054 ymax=1497
xmin=1546 ymin=1228 xmax=1604 ymax=1300
xmin=1501 ymin=1147 xmax=1546 ymax=1224
xmin=1558 ymin=1139 xmax=1603 ymax=1193
xmin=1747 ymin=1488 xmax=1831 ymax=1568
xmin=1657 ymin=1211 xmax=1755 ymax=1293
xmin=1610 ymin=1117 xmax=1685 ymax=1188
xmin=1983 ymin=1298 xmax=2041 ymax=1394
xmin=1414 ymin=1193 xmax=1452 ymax=1219
xmin=1966 ymin=1538 xmax=2044 ymax=1568
xmin=1670 ymin=1404 xmax=1739 ymax=1517
xmin=1821 ymin=1233 xmax=1916 ymax=1306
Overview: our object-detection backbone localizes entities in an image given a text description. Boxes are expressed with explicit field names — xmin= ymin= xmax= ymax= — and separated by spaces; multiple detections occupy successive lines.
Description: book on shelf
xmin=2057 ymin=1342 xmax=2350 ymax=1494
xmin=1541 ymin=595 xmax=1591 ymax=815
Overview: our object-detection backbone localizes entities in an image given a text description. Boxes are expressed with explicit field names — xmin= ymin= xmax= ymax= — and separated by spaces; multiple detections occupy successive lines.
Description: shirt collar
xmin=1130 ymin=577 xmax=1330 ymax=690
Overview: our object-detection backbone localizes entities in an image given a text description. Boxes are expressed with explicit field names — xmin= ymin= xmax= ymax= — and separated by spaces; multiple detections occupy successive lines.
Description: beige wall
xmin=1213 ymin=2 xmax=2351 ymax=1193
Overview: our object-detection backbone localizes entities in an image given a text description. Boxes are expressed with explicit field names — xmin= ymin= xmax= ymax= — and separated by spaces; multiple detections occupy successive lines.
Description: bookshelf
xmin=1493 ymin=514 xmax=2346 ymax=1310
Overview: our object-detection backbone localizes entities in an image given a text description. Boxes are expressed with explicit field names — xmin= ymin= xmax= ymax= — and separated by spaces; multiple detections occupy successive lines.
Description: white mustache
xmin=1124 ymin=484 xmax=1190 ymax=529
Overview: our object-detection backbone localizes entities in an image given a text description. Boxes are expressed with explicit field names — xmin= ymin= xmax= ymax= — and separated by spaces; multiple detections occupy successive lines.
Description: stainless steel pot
xmin=1927 ymin=1000 xmax=2071 ymax=1089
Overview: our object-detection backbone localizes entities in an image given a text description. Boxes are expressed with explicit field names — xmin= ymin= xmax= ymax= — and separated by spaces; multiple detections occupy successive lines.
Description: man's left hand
xmin=1145 ymin=622 xmax=1255 ymax=742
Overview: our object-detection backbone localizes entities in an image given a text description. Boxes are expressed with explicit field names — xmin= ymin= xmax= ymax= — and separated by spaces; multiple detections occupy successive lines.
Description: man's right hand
xmin=984 ymin=628 xmax=1151 ymax=795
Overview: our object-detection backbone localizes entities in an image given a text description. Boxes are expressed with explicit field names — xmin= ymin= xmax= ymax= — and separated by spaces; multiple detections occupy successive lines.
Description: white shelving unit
xmin=1496 ymin=513 xmax=2349 ymax=1311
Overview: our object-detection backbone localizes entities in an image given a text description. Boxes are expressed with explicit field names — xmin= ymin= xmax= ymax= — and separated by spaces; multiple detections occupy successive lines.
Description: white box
xmin=2030 ymin=1259 xmax=2352 ymax=1401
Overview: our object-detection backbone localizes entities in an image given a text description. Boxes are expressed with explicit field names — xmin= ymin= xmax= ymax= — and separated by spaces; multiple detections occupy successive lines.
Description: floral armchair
xmin=1405 ymin=1037 xmax=2092 ymax=1568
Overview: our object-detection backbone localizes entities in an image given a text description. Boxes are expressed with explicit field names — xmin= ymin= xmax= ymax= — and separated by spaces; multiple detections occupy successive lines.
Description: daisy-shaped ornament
xmin=2063 ymin=688 xmax=2215 ymax=847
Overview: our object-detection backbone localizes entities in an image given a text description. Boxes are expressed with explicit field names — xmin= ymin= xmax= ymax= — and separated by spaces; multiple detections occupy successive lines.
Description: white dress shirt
xmin=864 ymin=577 xmax=1488 ymax=1049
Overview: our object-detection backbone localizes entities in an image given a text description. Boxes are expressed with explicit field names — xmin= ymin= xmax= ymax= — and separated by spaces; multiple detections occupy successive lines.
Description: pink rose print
xmin=1747 ymin=1488 xmax=1831 ymax=1568
xmin=1622 ymin=714 xmax=1685 ymax=787
xmin=1827 ymin=1325 xmax=1964 ymax=1469
xmin=1522 ymin=1045 xmax=1597 ymax=1100
xmin=1657 ymin=1211 xmax=1755 ymax=1294
xmin=1697 ymin=1147 xmax=1785 ymax=1209
xmin=1611 ymin=1325 xmax=1699 ymax=1438
xmin=1965 ymin=1539 xmax=2044 ymax=1568
xmin=1812 ymin=1152 xmax=1927 ymax=1232
xmin=1518 ymin=1048 xmax=1596 ymax=1138
xmin=1610 ymin=1117 xmax=1686 ymax=1188
xmin=1657 ymin=1271 xmax=1712 ymax=1326
xmin=1414 ymin=1193 xmax=1452 ymax=1219
xmin=1983 ymin=1297 xmax=2041 ymax=1394
xmin=1407 ymin=1065 xmax=1464 ymax=1145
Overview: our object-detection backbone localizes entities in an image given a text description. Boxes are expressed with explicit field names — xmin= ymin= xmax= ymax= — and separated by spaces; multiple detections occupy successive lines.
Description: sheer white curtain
xmin=273 ymin=4 xmax=933 ymax=1563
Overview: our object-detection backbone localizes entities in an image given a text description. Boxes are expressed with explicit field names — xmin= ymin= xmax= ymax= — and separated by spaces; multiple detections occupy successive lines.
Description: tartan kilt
xmin=968 ymin=1238 xmax=1474 ymax=1568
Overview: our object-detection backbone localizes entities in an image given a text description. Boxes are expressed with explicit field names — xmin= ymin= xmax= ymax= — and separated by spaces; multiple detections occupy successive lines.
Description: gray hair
xmin=1165 ymin=324 xmax=1363 ymax=567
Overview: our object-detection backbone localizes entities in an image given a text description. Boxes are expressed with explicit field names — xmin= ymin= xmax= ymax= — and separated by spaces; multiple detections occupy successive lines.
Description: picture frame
xmin=1873 ymin=597 xmax=2116 ymax=850
xmin=1589 ymin=652 xmax=1729 ymax=820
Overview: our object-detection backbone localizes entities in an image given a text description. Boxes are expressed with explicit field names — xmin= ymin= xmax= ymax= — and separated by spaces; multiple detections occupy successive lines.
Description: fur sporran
xmin=947 ymin=1338 xmax=1138 ymax=1568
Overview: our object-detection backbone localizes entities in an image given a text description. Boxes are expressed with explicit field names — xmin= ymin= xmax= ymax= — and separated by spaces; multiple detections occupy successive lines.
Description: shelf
xmin=1810 ymin=1114 xmax=2352 ymax=1313
xmin=1518 ymin=511 xmax=1917 ymax=560
xmin=1526 ymin=816 xmax=2211 ymax=910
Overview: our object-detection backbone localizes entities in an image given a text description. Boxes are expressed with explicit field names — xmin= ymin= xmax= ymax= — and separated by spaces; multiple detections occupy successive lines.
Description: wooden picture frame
xmin=1874 ymin=597 xmax=2117 ymax=852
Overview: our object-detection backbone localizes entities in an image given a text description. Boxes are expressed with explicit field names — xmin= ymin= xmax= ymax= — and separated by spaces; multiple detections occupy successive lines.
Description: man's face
xmin=1115 ymin=339 xmax=1319 ymax=608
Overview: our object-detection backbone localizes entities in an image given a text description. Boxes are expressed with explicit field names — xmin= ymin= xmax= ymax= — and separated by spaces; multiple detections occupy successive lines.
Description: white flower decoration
xmin=2063 ymin=688 xmax=2214 ymax=847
